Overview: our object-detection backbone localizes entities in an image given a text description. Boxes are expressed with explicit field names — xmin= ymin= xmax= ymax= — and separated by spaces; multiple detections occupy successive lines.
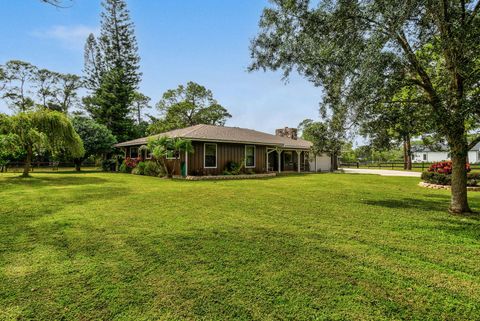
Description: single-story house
xmin=114 ymin=124 xmax=332 ymax=176
xmin=412 ymin=143 xmax=480 ymax=163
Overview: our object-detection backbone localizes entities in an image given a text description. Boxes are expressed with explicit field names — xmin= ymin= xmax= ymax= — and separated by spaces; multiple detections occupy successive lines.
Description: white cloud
xmin=31 ymin=25 xmax=99 ymax=50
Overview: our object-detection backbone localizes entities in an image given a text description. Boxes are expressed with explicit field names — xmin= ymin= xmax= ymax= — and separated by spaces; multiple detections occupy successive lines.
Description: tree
xmin=250 ymin=0 xmax=480 ymax=213
xmin=1 ymin=60 xmax=36 ymax=112
xmin=0 ymin=134 xmax=24 ymax=172
xmin=360 ymin=87 xmax=431 ymax=170
xmin=299 ymin=118 xmax=345 ymax=171
xmin=144 ymin=136 xmax=193 ymax=178
xmin=131 ymin=92 xmax=151 ymax=125
xmin=1 ymin=60 xmax=82 ymax=114
xmin=0 ymin=110 xmax=84 ymax=177
xmin=150 ymin=82 xmax=231 ymax=134
xmin=71 ymin=116 xmax=116 ymax=171
xmin=83 ymin=0 xmax=141 ymax=141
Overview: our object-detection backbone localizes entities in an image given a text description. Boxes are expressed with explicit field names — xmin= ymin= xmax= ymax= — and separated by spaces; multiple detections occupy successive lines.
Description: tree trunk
xmin=331 ymin=152 xmax=338 ymax=171
xmin=405 ymin=134 xmax=412 ymax=170
xmin=22 ymin=146 xmax=32 ymax=178
xmin=74 ymin=158 xmax=82 ymax=172
xmin=449 ymin=138 xmax=471 ymax=214
xmin=403 ymin=138 xmax=408 ymax=170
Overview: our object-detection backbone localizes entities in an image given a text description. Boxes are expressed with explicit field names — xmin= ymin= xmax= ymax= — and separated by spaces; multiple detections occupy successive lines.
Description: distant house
xmin=114 ymin=124 xmax=332 ymax=176
xmin=412 ymin=143 xmax=480 ymax=163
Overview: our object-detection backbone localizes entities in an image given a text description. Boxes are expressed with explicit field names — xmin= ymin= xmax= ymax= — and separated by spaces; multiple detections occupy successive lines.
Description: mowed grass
xmin=1 ymin=172 xmax=480 ymax=320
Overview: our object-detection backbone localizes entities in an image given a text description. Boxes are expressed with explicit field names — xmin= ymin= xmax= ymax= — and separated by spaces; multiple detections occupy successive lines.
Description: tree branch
xmin=467 ymin=0 xmax=480 ymax=25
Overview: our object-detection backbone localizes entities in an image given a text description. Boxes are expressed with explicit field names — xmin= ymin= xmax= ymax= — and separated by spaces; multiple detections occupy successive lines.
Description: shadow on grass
xmin=4 ymin=175 xmax=109 ymax=187
xmin=361 ymin=196 xmax=450 ymax=212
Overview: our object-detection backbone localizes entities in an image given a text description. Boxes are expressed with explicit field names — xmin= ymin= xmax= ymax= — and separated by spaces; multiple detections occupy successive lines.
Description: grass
xmin=1 ymin=172 xmax=480 ymax=320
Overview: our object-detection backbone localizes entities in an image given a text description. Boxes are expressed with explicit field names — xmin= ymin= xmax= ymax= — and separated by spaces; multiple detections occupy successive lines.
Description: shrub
xmin=144 ymin=161 xmax=165 ymax=177
xmin=125 ymin=157 xmax=142 ymax=169
xmin=427 ymin=160 xmax=471 ymax=174
xmin=421 ymin=171 xmax=480 ymax=186
xmin=132 ymin=161 xmax=146 ymax=175
xmin=119 ymin=161 xmax=131 ymax=173
xmin=101 ymin=159 xmax=116 ymax=172
xmin=223 ymin=160 xmax=244 ymax=175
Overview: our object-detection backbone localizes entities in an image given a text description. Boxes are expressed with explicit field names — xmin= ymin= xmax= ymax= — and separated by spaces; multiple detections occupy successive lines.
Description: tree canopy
xmin=83 ymin=0 xmax=142 ymax=142
xmin=149 ymin=81 xmax=231 ymax=134
xmin=0 ymin=110 xmax=84 ymax=177
xmin=251 ymin=0 xmax=480 ymax=213
xmin=71 ymin=116 xmax=116 ymax=171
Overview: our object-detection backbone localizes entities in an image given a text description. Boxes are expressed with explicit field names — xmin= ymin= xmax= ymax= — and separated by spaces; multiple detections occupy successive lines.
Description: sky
xmin=0 ymin=0 xmax=324 ymax=134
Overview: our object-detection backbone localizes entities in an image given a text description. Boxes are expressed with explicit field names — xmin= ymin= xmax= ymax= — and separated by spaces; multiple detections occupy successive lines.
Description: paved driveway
xmin=341 ymin=168 xmax=421 ymax=177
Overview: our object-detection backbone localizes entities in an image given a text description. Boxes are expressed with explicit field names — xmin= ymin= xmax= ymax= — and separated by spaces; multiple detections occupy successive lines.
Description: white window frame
xmin=423 ymin=153 xmax=427 ymax=161
xmin=245 ymin=145 xmax=256 ymax=168
xmin=204 ymin=143 xmax=217 ymax=168
xmin=130 ymin=147 xmax=139 ymax=159
xmin=166 ymin=150 xmax=179 ymax=160
xmin=145 ymin=149 xmax=152 ymax=160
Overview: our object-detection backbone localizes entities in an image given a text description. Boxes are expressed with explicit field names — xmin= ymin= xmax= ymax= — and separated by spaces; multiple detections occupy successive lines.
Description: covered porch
xmin=266 ymin=148 xmax=310 ymax=173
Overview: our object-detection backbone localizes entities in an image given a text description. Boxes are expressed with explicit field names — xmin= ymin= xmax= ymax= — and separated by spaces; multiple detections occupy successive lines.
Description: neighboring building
xmin=412 ymin=143 xmax=480 ymax=163
xmin=114 ymin=124 xmax=332 ymax=176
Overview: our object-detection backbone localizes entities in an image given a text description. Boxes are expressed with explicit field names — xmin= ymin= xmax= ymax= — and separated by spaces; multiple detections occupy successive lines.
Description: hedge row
xmin=421 ymin=172 xmax=480 ymax=186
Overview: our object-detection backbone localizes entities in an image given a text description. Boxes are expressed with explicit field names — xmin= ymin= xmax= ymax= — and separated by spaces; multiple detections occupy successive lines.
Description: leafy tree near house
xmin=144 ymin=136 xmax=193 ymax=178
xmin=83 ymin=0 xmax=141 ymax=142
xmin=299 ymin=118 xmax=345 ymax=171
xmin=71 ymin=116 xmax=116 ymax=171
xmin=149 ymin=82 xmax=231 ymax=134
xmin=250 ymin=0 xmax=480 ymax=213
xmin=0 ymin=110 xmax=84 ymax=177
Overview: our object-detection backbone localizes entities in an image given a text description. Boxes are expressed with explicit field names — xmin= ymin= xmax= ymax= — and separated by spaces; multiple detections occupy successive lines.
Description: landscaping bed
xmin=185 ymin=173 xmax=276 ymax=180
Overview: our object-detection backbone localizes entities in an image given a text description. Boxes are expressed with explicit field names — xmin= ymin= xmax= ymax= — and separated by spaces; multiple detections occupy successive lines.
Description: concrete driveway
xmin=341 ymin=168 xmax=421 ymax=177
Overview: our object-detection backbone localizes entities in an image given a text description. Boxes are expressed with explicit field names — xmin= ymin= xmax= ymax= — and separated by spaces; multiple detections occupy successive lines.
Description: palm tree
xmin=0 ymin=110 xmax=84 ymax=177
xmin=145 ymin=136 xmax=193 ymax=178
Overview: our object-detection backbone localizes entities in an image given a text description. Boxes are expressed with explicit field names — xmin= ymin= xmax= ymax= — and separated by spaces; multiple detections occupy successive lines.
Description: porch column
xmin=185 ymin=150 xmax=188 ymax=177
xmin=266 ymin=149 xmax=268 ymax=172
xmin=296 ymin=150 xmax=301 ymax=173
xmin=277 ymin=150 xmax=281 ymax=173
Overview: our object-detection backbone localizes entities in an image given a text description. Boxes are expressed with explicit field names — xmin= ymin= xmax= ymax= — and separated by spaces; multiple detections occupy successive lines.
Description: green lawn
xmin=1 ymin=172 xmax=479 ymax=320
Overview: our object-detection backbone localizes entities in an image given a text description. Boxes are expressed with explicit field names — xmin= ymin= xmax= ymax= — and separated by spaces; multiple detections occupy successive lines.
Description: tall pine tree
xmin=83 ymin=0 xmax=141 ymax=142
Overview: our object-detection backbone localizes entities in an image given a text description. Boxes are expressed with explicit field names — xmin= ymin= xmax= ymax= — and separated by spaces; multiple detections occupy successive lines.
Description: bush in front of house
xmin=421 ymin=171 xmax=480 ymax=186
xmin=144 ymin=161 xmax=165 ymax=177
xmin=101 ymin=159 xmax=116 ymax=172
xmin=132 ymin=161 xmax=146 ymax=175
xmin=223 ymin=160 xmax=244 ymax=175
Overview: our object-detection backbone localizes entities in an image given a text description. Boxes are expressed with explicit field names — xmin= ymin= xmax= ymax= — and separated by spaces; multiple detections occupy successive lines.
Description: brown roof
xmin=114 ymin=124 xmax=312 ymax=149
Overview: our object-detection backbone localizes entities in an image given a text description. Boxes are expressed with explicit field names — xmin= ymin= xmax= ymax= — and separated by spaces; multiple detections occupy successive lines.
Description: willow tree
xmin=251 ymin=0 xmax=480 ymax=213
xmin=0 ymin=110 xmax=84 ymax=177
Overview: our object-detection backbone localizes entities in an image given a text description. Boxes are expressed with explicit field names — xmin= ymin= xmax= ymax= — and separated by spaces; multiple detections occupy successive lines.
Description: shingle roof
xmin=114 ymin=124 xmax=312 ymax=149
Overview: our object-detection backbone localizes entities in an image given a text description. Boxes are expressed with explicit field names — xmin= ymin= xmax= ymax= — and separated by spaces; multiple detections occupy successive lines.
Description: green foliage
xmin=223 ymin=160 xmax=244 ymax=175
xmin=132 ymin=161 xmax=146 ymax=175
xmin=101 ymin=159 xmax=117 ymax=172
xmin=71 ymin=116 xmax=116 ymax=161
xmin=143 ymin=160 xmax=164 ymax=177
xmin=119 ymin=160 xmax=130 ymax=173
xmin=250 ymin=0 xmax=480 ymax=212
xmin=0 ymin=60 xmax=82 ymax=113
xmin=149 ymin=81 xmax=231 ymax=134
xmin=83 ymin=0 xmax=141 ymax=142
xmin=146 ymin=136 xmax=194 ymax=177
xmin=0 ymin=110 xmax=84 ymax=176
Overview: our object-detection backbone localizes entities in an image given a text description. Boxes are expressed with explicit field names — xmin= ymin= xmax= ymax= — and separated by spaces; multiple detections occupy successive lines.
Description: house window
xmin=204 ymin=143 xmax=217 ymax=168
xmin=245 ymin=145 xmax=255 ymax=168
xmin=423 ymin=153 xmax=427 ymax=161
xmin=130 ymin=147 xmax=138 ymax=158
xmin=166 ymin=150 xmax=179 ymax=159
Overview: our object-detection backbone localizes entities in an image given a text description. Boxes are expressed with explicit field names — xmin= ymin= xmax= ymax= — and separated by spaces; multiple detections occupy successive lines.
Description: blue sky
xmin=0 ymin=0 xmax=324 ymax=134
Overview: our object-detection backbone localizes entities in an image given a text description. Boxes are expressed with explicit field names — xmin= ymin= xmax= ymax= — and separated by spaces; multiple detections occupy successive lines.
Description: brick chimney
xmin=275 ymin=127 xmax=298 ymax=140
